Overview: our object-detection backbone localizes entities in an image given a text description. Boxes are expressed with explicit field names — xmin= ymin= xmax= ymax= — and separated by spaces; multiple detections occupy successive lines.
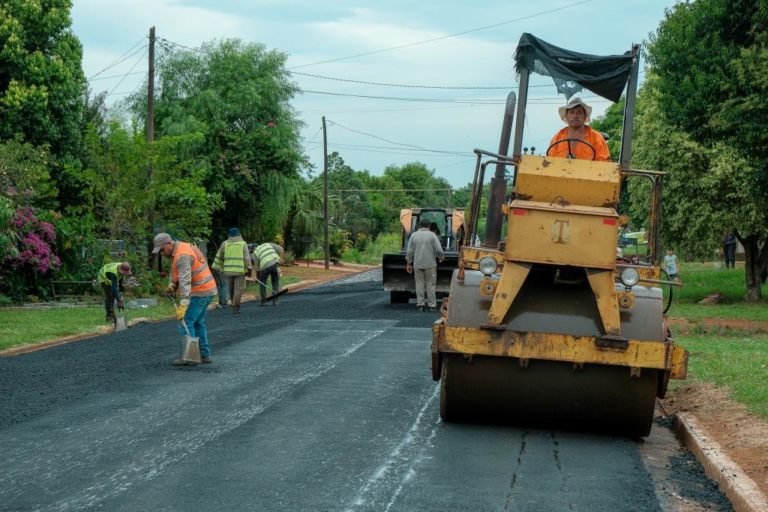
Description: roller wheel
xmin=439 ymin=354 xmax=657 ymax=437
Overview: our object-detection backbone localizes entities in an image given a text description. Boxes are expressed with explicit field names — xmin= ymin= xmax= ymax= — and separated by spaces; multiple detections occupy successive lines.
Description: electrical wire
xmin=88 ymin=36 xmax=147 ymax=79
xmin=327 ymin=120 xmax=470 ymax=156
xmin=289 ymin=0 xmax=593 ymax=69
xmin=105 ymin=48 xmax=148 ymax=99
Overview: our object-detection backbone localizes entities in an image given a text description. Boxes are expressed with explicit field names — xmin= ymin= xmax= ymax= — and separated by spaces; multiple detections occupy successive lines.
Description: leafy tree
xmin=0 ymin=0 xmax=86 ymax=207
xmin=641 ymin=0 xmax=768 ymax=299
xmin=129 ymin=38 xmax=305 ymax=247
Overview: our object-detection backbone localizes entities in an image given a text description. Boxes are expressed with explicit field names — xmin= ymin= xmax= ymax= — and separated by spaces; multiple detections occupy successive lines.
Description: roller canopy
xmin=515 ymin=33 xmax=633 ymax=102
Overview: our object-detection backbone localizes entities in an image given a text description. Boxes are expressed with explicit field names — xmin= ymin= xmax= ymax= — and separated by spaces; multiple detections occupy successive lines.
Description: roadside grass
xmin=665 ymin=262 xmax=768 ymax=322
xmin=0 ymin=275 xmax=304 ymax=352
xmin=0 ymin=303 xmax=175 ymax=352
xmin=341 ymin=232 xmax=400 ymax=265
xmin=672 ymin=334 xmax=768 ymax=420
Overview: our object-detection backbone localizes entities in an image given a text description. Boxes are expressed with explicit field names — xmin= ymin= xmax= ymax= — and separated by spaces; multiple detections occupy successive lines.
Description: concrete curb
xmin=673 ymin=412 xmax=768 ymax=512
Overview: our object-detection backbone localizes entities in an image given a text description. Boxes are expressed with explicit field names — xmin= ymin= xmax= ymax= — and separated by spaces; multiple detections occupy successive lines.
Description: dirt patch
xmin=668 ymin=317 xmax=768 ymax=334
xmin=662 ymin=382 xmax=768 ymax=497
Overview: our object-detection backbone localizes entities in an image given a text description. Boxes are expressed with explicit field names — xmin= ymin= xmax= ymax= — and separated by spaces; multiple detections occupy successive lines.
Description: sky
xmin=72 ymin=0 xmax=680 ymax=187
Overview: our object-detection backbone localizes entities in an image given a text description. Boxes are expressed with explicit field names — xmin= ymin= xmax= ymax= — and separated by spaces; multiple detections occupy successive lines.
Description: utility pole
xmin=322 ymin=116 xmax=330 ymax=270
xmin=146 ymin=26 xmax=157 ymax=269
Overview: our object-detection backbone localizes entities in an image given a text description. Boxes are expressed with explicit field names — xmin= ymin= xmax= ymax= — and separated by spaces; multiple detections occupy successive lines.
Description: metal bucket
xmin=114 ymin=307 xmax=127 ymax=332
xmin=179 ymin=320 xmax=201 ymax=364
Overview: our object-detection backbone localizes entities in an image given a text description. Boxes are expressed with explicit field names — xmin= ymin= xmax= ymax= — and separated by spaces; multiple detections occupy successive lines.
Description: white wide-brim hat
xmin=558 ymin=97 xmax=592 ymax=123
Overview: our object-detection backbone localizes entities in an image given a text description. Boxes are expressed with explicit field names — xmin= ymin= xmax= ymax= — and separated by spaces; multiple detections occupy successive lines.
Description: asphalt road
xmin=0 ymin=270 xmax=732 ymax=511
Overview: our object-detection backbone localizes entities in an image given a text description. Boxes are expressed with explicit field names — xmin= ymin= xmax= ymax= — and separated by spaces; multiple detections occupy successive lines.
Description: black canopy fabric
xmin=514 ymin=33 xmax=634 ymax=103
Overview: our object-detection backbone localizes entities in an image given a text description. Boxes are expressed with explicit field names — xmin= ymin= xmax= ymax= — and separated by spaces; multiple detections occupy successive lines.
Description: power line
xmin=291 ymin=71 xmax=512 ymax=90
xmin=89 ymin=71 xmax=146 ymax=82
xmin=304 ymin=90 xmax=505 ymax=104
xmin=106 ymin=47 xmax=149 ymax=99
xmin=88 ymin=37 xmax=148 ymax=80
xmin=327 ymin=120 xmax=470 ymax=156
xmin=289 ymin=0 xmax=593 ymax=69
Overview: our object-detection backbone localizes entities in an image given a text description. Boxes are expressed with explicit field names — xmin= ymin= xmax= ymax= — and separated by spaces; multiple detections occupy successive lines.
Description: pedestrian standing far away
xmin=153 ymin=233 xmax=217 ymax=365
xmin=663 ymin=249 xmax=679 ymax=282
xmin=212 ymin=227 xmax=252 ymax=314
xmin=406 ymin=218 xmax=445 ymax=312
xmin=252 ymin=241 xmax=284 ymax=306
xmin=98 ymin=261 xmax=132 ymax=322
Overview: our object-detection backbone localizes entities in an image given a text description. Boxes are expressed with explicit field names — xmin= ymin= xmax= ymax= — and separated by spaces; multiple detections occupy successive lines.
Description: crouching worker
xmin=153 ymin=233 xmax=217 ymax=365
xmin=98 ymin=261 xmax=132 ymax=323
xmin=252 ymin=241 xmax=284 ymax=306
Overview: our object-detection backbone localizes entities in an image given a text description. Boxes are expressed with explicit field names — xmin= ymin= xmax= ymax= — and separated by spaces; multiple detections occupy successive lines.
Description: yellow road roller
xmin=431 ymin=33 xmax=688 ymax=437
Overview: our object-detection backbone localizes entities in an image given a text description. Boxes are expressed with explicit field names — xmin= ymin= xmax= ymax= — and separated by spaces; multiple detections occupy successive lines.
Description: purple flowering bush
xmin=0 ymin=205 xmax=61 ymax=301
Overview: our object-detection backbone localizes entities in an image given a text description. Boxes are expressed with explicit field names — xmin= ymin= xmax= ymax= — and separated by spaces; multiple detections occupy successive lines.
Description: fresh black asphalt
xmin=0 ymin=270 xmax=731 ymax=511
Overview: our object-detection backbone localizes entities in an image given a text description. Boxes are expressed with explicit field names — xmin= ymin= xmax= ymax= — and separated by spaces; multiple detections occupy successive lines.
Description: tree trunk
xmin=740 ymin=234 xmax=767 ymax=301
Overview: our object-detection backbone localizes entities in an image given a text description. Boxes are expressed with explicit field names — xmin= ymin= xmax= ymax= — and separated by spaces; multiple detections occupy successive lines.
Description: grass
xmin=673 ymin=334 xmax=768 ymax=420
xmin=341 ymin=232 xmax=401 ymax=265
xmin=0 ymin=303 xmax=175 ymax=352
xmin=0 ymin=274 xmax=305 ymax=352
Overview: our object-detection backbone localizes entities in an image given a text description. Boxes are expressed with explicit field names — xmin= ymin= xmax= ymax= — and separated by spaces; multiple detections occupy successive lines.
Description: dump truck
xmin=382 ymin=208 xmax=464 ymax=304
xmin=431 ymin=33 xmax=688 ymax=437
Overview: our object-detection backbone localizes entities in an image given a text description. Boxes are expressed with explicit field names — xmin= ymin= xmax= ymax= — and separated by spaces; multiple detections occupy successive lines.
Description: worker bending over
xmin=153 ymin=233 xmax=217 ymax=365
xmin=252 ymin=241 xmax=284 ymax=306
xmin=97 ymin=261 xmax=132 ymax=323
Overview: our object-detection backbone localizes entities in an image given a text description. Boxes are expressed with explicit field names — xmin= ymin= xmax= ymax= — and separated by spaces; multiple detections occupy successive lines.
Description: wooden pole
xmin=322 ymin=116 xmax=330 ymax=270
xmin=146 ymin=26 xmax=157 ymax=269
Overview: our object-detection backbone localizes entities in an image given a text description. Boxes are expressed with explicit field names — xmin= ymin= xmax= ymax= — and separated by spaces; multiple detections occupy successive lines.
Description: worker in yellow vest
xmin=212 ymin=227 xmax=252 ymax=314
xmin=97 ymin=261 xmax=132 ymax=322
xmin=252 ymin=241 xmax=284 ymax=306
xmin=153 ymin=233 xmax=217 ymax=365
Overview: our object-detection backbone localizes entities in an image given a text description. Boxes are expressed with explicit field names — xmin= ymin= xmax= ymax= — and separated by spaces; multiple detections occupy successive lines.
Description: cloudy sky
xmin=72 ymin=0 xmax=679 ymax=187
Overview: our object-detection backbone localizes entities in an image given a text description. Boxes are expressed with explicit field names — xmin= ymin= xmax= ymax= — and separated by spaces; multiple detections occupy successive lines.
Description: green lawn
xmin=0 ymin=303 xmax=175 ymax=351
xmin=0 ymin=276 xmax=302 ymax=353
xmin=673 ymin=334 xmax=768 ymax=420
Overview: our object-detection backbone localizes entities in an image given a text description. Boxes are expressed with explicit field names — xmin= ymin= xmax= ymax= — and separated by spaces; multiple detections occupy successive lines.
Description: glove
xmin=166 ymin=282 xmax=178 ymax=294
xmin=117 ymin=299 xmax=124 ymax=309
xmin=175 ymin=301 xmax=188 ymax=320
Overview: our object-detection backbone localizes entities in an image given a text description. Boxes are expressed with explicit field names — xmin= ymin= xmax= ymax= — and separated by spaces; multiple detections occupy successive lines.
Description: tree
xmin=129 ymin=38 xmax=305 ymax=247
xmin=0 ymin=0 xmax=86 ymax=208
xmin=641 ymin=0 xmax=768 ymax=300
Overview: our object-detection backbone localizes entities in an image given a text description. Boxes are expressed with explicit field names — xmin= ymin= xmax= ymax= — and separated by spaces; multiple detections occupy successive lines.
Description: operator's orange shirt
xmin=548 ymin=125 xmax=611 ymax=161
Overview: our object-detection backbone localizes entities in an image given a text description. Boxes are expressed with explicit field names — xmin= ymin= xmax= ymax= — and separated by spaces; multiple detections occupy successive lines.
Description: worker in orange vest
xmin=153 ymin=232 xmax=217 ymax=365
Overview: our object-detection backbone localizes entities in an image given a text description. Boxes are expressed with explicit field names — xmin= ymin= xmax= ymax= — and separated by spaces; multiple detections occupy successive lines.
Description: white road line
xmin=344 ymin=383 xmax=441 ymax=512
xmin=37 ymin=327 xmax=385 ymax=512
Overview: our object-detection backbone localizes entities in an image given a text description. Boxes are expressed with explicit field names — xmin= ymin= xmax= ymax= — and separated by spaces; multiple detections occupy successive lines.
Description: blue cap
xmin=228 ymin=227 xmax=240 ymax=237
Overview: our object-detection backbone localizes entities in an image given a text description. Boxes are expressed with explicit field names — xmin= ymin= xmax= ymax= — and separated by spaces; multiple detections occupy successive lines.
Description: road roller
xmin=431 ymin=33 xmax=688 ymax=437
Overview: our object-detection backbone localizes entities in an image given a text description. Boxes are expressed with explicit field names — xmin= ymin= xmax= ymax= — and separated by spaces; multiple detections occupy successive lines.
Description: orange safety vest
xmin=171 ymin=242 xmax=217 ymax=294
xmin=548 ymin=125 xmax=611 ymax=161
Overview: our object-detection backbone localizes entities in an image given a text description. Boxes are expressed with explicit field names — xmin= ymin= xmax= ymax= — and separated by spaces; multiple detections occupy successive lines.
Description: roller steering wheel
xmin=546 ymin=138 xmax=596 ymax=161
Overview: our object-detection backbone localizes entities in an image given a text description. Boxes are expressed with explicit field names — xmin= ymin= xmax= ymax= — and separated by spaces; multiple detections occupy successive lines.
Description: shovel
xmin=114 ymin=305 xmax=127 ymax=332
xmin=167 ymin=294 xmax=201 ymax=365
xmin=247 ymin=276 xmax=288 ymax=303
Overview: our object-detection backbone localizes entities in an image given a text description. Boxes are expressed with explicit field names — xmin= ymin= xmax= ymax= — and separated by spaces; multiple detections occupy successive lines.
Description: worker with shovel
xmin=211 ymin=227 xmax=252 ymax=314
xmin=97 ymin=261 xmax=132 ymax=323
xmin=153 ymin=233 xmax=217 ymax=365
xmin=251 ymin=241 xmax=284 ymax=306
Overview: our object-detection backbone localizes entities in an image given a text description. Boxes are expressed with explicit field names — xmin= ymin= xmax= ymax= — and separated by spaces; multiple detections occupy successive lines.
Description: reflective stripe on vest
xmin=222 ymin=240 xmax=247 ymax=274
xmin=98 ymin=262 xmax=121 ymax=285
xmin=171 ymin=242 xmax=217 ymax=293
xmin=253 ymin=243 xmax=279 ymax=269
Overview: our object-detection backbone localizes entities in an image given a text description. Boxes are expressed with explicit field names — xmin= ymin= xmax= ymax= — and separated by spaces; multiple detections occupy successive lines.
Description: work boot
xmin=259 ymin=300 xmax=267 ymax=307
xmin=232 ymin=304 xmax=240 ymax=314
xmin=417 ymin=305 xmax=425 ymax=312
xmin=201 ymin=357 xmax=212 ymax=364
xmin=428 ymin=306 xmax=437 ymax=312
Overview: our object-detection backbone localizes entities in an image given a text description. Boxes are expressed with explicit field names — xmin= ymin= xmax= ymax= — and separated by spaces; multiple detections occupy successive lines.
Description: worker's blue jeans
xmin=179 ymin=295 xmax=214 ymax=358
